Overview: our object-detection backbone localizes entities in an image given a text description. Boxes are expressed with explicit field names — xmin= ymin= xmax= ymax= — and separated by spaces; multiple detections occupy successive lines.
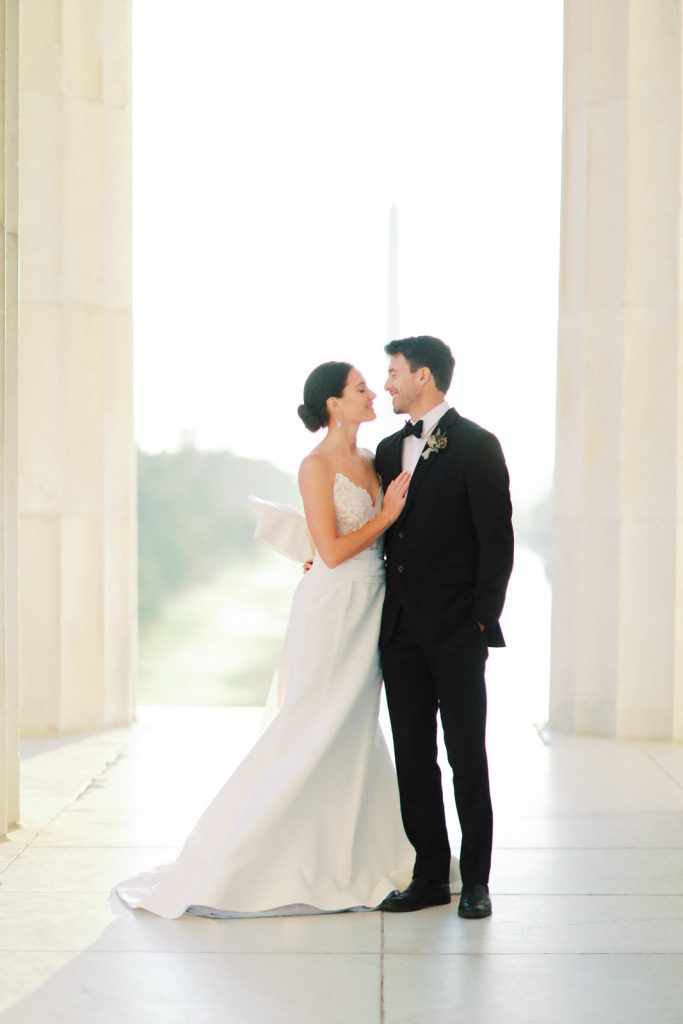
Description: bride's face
xmin=331 ymin=367 xmax=377 ymax=425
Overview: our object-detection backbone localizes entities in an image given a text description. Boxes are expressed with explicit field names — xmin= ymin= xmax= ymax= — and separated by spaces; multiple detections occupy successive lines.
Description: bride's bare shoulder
xmin=298 ymin=451 xmax=334 ymax=488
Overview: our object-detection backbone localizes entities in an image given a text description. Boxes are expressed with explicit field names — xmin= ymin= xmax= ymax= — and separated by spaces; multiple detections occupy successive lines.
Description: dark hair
xmin=384 ymin=336 xmax=455 ymax=393
xmin=297 ymin=361 xmax=353 ymax=432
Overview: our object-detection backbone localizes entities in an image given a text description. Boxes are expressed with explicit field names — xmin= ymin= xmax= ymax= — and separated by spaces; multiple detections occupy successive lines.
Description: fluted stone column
xmin=0 ymin=0 xmax=19 ymax=836
xmin=17 ymin=0 xmax=136 ymax=736
xmin=551 ymin=0 xmax=683 ymax=739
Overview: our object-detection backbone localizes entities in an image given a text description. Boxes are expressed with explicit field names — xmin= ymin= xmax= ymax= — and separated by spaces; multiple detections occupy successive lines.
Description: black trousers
xmin=380 ymin=616 xmax=493 ymax=887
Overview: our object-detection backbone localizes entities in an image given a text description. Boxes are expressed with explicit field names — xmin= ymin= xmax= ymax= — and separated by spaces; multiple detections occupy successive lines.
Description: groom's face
xmin=385 ymin=354 xmax=420 ymax=415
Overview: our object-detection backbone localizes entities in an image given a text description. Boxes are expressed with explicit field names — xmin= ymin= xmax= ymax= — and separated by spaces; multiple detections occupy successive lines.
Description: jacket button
xmin=397 ymin=565 xmax=405 ymax=573
xmin=397 ymin=531 xmax=405 ymax=539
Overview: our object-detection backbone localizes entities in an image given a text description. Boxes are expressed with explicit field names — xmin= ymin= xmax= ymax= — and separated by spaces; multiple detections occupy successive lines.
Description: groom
xmin=375 ymin=336 xmax=513 ymax=919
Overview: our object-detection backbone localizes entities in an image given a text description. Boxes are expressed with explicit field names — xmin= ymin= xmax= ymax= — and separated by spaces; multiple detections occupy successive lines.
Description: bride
xmin=116 ymin=361 xmax=414 ymax=918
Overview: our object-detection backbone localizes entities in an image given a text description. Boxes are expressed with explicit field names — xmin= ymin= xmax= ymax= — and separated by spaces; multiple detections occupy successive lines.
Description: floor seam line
xmin=9 ymin=737 xmax=133 ymax=860
xmin=644 ymin=749 xmax=683 ymax=794
xmin=380 ymin=912 xmax=385 ymax=1023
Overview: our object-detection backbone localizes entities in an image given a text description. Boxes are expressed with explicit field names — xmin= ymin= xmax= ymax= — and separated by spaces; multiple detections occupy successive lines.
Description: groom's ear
xmin=416 ymin=366 xmax=432 ymax=387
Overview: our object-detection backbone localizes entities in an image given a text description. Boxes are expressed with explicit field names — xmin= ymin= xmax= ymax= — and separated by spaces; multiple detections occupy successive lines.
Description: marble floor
xmin=1 ymin=670 xmax=683 ymax=1023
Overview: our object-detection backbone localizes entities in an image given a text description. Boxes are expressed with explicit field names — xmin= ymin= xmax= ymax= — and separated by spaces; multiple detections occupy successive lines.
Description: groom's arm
xmin=467 ymin=431 xmax=514 ymax=630
xmin=374 ymin=438 xmax=395 ymax=491
xmin=374 ymin=441 xmax=388 ymax=490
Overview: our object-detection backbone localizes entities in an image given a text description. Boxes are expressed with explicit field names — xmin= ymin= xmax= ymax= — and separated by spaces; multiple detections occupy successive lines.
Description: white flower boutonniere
xmin=421 ymin=428 xmax=448 ymax=460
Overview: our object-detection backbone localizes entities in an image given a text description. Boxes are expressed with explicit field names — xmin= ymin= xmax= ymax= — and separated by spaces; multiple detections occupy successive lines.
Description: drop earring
xmin=336 ymin=417 xmax=342 ymax=429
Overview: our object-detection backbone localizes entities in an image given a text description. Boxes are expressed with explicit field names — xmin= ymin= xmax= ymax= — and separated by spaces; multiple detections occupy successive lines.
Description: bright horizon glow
xmin=133 ymin=1 xmax=563 ymax=508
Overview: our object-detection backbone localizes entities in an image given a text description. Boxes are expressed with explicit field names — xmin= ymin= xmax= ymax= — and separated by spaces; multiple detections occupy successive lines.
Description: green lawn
xmin=138 ymin=548 xmax=301 ymax=706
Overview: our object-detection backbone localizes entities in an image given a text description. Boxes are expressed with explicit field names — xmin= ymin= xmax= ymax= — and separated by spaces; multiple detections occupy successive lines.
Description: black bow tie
xmin=400 ymin=419 xmax=424 ymax=439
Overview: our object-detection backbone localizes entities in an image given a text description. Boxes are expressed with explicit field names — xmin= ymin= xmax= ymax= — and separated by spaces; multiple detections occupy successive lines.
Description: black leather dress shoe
xmin=379 ymin=878 xmax=451 ymax=913
xmin=458 ymin=883 xmax=492 ymax=919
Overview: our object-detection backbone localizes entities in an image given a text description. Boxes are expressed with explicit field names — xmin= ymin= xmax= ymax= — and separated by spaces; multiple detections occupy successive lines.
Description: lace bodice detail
xmin=333 ymin=473 xmax=383 ymax=552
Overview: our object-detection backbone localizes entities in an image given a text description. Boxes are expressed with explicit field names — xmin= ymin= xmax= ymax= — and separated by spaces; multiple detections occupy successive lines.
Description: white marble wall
xmin=551 ymin=0 xmax=683 ymax=739
xmin=17 ymin=0 xmax=136 ymax=738
xmin=0 ymin=0 xmax=20 ymax=836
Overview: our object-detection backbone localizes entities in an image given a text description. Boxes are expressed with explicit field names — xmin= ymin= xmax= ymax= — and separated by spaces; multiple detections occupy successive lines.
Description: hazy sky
xmin=133 ymin=0 xmax=563 ymax=507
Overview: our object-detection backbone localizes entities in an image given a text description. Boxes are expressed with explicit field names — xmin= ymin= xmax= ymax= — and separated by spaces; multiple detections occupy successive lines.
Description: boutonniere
xmin=421 ymin=428 xmax=448 ymax=460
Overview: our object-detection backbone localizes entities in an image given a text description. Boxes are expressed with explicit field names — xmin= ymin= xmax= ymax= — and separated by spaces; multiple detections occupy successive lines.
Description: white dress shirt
xmin=401 ymin=400 xmax=450 ymax=475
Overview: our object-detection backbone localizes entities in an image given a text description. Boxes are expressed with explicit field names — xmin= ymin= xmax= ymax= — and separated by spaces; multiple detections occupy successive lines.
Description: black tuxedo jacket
xmin=375 ymin=408 xmax=514 ymax=648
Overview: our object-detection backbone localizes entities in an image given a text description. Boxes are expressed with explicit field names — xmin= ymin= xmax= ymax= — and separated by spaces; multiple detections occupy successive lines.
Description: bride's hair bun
xmin=297 ymin=402 xmax=323 ymax=432
xmin=298 ymin=361 xmax=352 ymax=433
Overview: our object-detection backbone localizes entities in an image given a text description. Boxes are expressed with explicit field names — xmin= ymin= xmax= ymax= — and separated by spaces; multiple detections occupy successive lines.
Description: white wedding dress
xmin=116 ymin=474 xmax=413 ymax=918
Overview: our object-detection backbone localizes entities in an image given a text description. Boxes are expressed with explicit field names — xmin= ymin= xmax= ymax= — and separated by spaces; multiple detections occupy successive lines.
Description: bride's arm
xmin=298 ymin=455 xmax=410 ymax=569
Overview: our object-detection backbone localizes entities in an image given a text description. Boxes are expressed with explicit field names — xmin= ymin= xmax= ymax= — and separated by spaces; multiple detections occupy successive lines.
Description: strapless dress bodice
xmin=333 ymin=473 xmax=383 ymax=557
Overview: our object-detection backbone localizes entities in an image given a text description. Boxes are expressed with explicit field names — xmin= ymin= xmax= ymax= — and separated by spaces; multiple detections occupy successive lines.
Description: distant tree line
xmin=138 ymin=442 xmax=553 ymax=626
xmin=138 ymin=444 xmax=300 ymax=626
xmin=513 ymin=491 xmax=551 ymax=579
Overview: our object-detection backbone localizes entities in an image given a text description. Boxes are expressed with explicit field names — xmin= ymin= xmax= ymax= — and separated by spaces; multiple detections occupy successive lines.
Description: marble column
xmin=551 ymin=0 xmax=683 ymax=739
xmin=0 ymin=0 xmax=19 ymax=836
xmin=17 ymin=0 xmax=136 ymax=738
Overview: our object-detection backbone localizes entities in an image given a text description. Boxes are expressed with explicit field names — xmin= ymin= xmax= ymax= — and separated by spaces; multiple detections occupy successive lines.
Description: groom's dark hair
xmin=385 ymin=336 xmax=455 ymax=393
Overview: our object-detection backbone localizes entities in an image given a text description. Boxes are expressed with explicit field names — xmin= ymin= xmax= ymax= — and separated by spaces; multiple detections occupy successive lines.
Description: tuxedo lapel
xmin=397 ymin=408 xmax=459 ymax=524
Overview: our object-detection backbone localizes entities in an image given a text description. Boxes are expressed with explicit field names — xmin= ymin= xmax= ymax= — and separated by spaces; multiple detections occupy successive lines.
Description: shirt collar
xmin=413 ymin=400 xmax=450 ymax=439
